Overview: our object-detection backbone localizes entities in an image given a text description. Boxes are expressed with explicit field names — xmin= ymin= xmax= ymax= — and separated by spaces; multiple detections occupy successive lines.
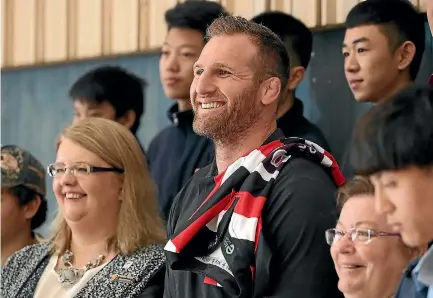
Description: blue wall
xmin=2 ymin=24 xmax=432 ymax=235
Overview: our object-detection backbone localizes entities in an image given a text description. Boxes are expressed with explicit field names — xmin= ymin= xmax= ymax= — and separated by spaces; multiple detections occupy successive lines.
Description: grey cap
xmin=1 ymin=145 xmax=46 ymax=196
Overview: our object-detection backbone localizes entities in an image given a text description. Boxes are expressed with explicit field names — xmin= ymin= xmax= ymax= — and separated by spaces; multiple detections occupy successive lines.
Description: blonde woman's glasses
xmin=47 ymin=162 xmax=124 ymax=177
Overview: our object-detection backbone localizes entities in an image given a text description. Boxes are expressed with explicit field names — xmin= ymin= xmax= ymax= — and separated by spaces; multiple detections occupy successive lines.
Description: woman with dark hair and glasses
xmin=326 ymin=176 xmax=426 ymax=298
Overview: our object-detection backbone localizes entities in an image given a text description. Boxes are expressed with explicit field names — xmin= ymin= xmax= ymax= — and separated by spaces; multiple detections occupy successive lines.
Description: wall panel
xmin=292 ymin=0 xmax=320 ymax=27
xmin=221 ymin=0 xmax=269 ymax=19
xmin=148 ymin=0 xmax=177 ymax=49
xmin=335 ymin=0 xmax=359 ymax=25
xmin=11 ymin=0 xmax=37 ymax=66
xmin=1 ymin=0 xmax=428 ymax=69
xmin=2 ymin=0 xmax=7 ymax=67
xmin=75 ymin=0 xmax=103 ymax=59
xmin=419 ymin=0 xmax=427 ymax=11
xmin=44 ymin=0 xmax=68 ymax=63
xmin=111 ymin=0 xmax=139 ymax=54
xmin=270 ymin=0 xmax=292 ymax=13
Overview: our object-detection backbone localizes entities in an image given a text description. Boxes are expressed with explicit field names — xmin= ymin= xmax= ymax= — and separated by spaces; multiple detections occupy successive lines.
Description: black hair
xmin=69 ymin=66 xmax=147 ymax=134
xmin=251 ymin=11 xmax=312 ymax=69
xmin=345 ymin=0 xmax=425 ymax=81
xmin=351 ymin=85 xmax=433 ymax=176
xmin=10 ymin=185 xmax=47 ymax=233
xmin=165 ymin=1 xmax=229 ymax=36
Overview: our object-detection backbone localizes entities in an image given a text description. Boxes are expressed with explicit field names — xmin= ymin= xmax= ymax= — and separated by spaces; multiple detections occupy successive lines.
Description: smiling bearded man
xmin=163 ymin=15 xmax=345 ymax=298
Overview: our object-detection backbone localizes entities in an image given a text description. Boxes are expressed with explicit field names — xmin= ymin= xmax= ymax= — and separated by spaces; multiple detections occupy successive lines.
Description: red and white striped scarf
xmin=164 ymin=137 xmax=345 ymax=297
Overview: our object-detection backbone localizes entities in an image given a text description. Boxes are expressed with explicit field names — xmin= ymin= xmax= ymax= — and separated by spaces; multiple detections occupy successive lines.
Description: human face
xmin=343 ymin=25 xmax=401 ymax=103
xmin=52 ymin=138 xmax=122 ymax=226
xmin=160 ymin=28 xmax=204 ymax=102
xmin=190 ymin=34 xmax=263 ymax=143
xmin=371 ymin=167 xmax=433 ymax=247
xmin=73 ymin=100 xmax=117 ymax=123
xmin=1 ymin=188 xmax=28 ymax=243
xmin=331 ymin=195 xmax=414 ymax=298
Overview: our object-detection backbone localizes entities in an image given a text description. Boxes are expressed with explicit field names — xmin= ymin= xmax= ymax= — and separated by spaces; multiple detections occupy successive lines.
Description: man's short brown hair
xmin=205 ymin=15 xmax=290 ymax=92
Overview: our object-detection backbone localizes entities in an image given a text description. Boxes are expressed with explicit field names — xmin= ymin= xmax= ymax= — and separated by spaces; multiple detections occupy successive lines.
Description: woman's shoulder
xmin=121 ymin=244 xmax=165 ymax=268
xmin=134 ymin=244 xmax=165 ymax=257
xmin=3 ymin=242 xmax=51 ymax=268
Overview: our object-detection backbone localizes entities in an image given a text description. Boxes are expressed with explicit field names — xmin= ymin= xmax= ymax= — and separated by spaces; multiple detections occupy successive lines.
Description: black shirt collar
xmin=167 ymin=104 xmax=194 ymax=126
xmin=205 ymin=128 xmax=285 ymax=177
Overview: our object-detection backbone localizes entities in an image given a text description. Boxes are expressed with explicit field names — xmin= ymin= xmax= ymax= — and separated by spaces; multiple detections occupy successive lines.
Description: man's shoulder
xmin=278 ymin=155 xmax=335 ymax=186
xmin=148 ymin=125 xmax=178 ymax=149
xmin=166 ymin=163 xmax=214 ymax=231
xmin=266 ymin=155 xmax=338 ymax=212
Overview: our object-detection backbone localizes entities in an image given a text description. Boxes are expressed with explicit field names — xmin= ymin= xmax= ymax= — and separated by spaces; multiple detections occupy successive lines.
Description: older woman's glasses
xmin=47 ymin=162 xmax=124 ymax=177
xmin=325 ymin=228 xmax=400 ymax=245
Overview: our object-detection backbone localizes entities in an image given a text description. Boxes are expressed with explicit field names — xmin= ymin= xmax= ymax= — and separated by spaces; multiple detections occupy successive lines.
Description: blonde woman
xmin=1 ymin=118 xmax=166 ymax=298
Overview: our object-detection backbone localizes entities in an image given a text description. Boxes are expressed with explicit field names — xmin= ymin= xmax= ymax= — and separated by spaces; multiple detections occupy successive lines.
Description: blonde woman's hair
xmin=50 ymin=118 xmax=166 ymax=255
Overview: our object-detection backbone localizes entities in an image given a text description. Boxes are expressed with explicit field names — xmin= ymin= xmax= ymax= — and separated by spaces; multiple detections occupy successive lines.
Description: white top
xmin=34 ymin=255 xmax=107 ymax=298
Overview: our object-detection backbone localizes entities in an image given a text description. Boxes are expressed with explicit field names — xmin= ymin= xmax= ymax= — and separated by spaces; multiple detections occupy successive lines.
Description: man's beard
xmin=192 ymin=86 xmax=262 ymax=146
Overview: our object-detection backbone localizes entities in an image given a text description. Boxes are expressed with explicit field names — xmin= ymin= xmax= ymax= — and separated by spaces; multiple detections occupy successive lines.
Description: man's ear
xmin=287 ymin=66 xmax=306 ymax=90
xmin=260 ymin=77 xmax=281 ymax=106
xmin=396 ymin=41 xmax=416 ymax=73
xmin=117 ymin=110 xmax=136 ymax=130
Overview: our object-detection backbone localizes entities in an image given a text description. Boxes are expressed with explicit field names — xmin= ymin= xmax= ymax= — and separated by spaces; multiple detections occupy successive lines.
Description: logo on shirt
xmin=270 ymin=149 xmax=290 ymax=168
xmin=223 ymin=237 xmax=235 ymax=255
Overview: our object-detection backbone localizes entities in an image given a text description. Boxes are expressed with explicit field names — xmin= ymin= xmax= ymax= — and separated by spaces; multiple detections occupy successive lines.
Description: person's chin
xmin=401 ymin=229 xmax=427 ymax=248
xmin=164 ymin=89 xmax=189 ymax=101
xmin=352 ymin=91 xmax=370 ymax=103
xmin=338 ymin=278 xmax=363 ymax=296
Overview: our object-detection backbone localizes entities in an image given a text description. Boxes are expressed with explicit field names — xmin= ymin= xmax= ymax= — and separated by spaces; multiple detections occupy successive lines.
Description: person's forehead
xmin=164 ymin=27 xmax=205 ymax=49
xmin=198 ymin=35 xmax=258 ymax=69
xmin=344 ymin=24 xmax=389 ymax=45
xmin=74 ymin=100 xmax=113 ymax=111
xmin=56 ymin=138 xmax=102 ymax=164
xmin=338 ymin=195 xmax=383 ymax=227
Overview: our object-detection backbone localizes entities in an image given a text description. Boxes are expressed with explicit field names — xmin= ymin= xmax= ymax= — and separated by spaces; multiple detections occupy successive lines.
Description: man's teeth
xmin=201 ymin=102 xmax=222 ymax=109
xmin=65 ymin=193 xmax=86 ymax=199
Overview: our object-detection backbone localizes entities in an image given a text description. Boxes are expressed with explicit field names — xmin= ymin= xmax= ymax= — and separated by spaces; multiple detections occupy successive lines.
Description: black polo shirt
xmin=164 ymin=129 xmax=343 ymax=298
xmin=147 ymin=104 xmax=214 ymax=222
xmin=278 ymin=98 xmax=330 ymax=152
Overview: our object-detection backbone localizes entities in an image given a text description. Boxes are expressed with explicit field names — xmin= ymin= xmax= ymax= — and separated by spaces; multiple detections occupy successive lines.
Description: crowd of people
xmin=1 ymin=0 xmax=432 ymax=297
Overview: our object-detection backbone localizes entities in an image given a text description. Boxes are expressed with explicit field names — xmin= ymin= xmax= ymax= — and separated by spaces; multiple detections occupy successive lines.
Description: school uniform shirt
xmin=147 ymin=104 xmax=214 ymax=222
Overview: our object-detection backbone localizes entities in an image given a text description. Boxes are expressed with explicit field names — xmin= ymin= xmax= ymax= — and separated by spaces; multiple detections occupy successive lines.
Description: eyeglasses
xmin=47 ymin=162 xmax=124 ymax=177
xmin=325 ymin=228 xmax=400 ymax=245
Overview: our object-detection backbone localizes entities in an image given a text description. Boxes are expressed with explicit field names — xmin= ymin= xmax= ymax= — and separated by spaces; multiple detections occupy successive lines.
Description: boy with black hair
xmin=251 ymin=11 xmax=330 ymax=151
xmin=342 ymin=0 xmax=425 ymax=177
xmin=350 ymin=85 xmax=433 ymax=298
xmin=148 ymin=1 xmax=228 ymax=222
xmin=69 ymin=65 xmax=146 ymax=151
xmin=344 ymin=0 xmax=424 ymax=103
xmin=1 ymin=145 xmax=47 ymax=265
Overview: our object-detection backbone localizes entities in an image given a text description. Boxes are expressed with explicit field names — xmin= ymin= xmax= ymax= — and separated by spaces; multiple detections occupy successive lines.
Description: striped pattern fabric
xmin=164 ymin=137 xmax=345 ymax=296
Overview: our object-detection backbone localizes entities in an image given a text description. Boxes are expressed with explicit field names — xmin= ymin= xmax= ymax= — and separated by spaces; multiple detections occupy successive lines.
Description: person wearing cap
xmin=1 ymin=145 xmax=48 ymax=266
